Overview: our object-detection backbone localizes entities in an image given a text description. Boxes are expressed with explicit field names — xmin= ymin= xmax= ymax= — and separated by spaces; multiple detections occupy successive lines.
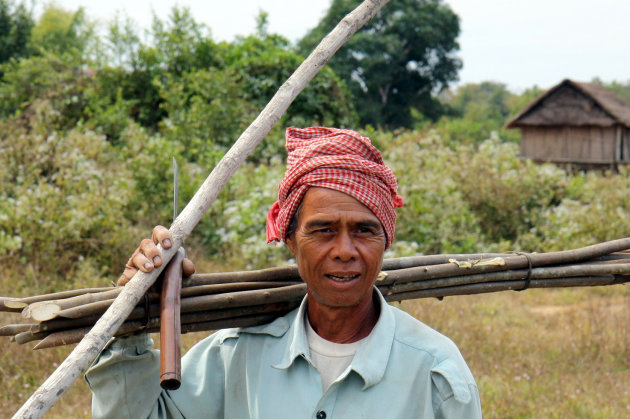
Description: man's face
xmin=286 ymin=187 xmax=386 ymax=312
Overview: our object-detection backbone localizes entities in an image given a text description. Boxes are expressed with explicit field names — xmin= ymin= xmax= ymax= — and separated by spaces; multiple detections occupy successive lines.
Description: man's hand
xmin=118 ymin=225 xmax=195 ymax=286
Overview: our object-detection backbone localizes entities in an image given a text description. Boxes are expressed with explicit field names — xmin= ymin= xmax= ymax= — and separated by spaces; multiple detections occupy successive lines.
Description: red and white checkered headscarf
xmin=266 ymin=127 xmax=403 ymax=248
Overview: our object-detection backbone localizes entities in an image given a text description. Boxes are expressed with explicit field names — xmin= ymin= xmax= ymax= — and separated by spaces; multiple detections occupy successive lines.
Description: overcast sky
xmin=48 ymin=0 xmax=630 ymax=92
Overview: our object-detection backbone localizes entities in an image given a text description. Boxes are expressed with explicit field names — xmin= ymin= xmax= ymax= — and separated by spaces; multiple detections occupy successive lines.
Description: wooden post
xmin=13 ymin=0 xmax=392 ymax=417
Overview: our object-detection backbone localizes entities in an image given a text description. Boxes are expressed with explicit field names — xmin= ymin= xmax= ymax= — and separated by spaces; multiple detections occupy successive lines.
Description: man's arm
xmin=85 ymin=226 xmax=199 ymax=418
xmin=85 ymin=334 xmax=182 ymax=419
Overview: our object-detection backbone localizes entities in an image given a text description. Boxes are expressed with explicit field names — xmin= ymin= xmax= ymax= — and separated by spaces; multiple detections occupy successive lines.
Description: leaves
xmin=299 ymin=0 xmax=461 ymax=128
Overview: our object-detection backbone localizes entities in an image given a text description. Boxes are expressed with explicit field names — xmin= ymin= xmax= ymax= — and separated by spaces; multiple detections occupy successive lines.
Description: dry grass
xmin=1 ymin=285 xmax=628 ymax=417
xmin=401 ymin=285 xmax=630 ymax=418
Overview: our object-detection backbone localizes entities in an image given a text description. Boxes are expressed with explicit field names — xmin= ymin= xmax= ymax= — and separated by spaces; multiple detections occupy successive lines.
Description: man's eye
xmin=314 ymin=228 xmax=333 ymax=234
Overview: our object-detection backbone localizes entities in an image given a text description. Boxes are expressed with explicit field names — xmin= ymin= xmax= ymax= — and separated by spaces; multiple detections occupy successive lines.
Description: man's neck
xmin=306 ymin=292 xmax=380 ymax=343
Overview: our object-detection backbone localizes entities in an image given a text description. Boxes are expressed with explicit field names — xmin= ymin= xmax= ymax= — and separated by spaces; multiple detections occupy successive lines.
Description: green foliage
xmin=433 ymin=82 xmax=544 ymax=145
xmin=602 ymin=79 xmax=630 ymax=104
xmin=378 ymin=130 xmax=574 ymax=255
xmin=157 ymin=67 xmax=256 ymax=163
xmin=0 ymin=0 xmax=33 ymax=64
xmin=227 ymin=34 xmax=358 ymax=131
xmin=384 ymin=131 xmax=483 ymax=255
xmin=0 ymin=53 xmax=133 ymax=141
xmin=521 ymin=168 xmax=630 ymax=251
xmin=198 ymin=162 xmax=294 ymax=269
xmin=0 ymin=109 xmax=136 ymax=289
xmin=29 ymin=4 xmax=93 ymax=57
xmin=0 ymin=53 xmax=75 ymax=117
xmin=299 ymin=0 xmax=461 ymax=128
xmin=450 ymin=135 xmax=567 ymax=246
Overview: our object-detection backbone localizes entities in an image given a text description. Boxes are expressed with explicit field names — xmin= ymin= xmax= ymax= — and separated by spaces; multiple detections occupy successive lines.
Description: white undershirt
xmin=305 ymin=315 xmax=367 ymax=393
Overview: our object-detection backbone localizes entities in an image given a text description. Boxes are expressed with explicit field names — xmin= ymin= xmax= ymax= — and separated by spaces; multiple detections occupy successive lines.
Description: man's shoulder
xmin=387 ymin=304 xmax=467 ymax=365
xmin=189 ymin=307 xmax=298 ymax=351
xmin=386 ymin=304 xmax=478 ymax=405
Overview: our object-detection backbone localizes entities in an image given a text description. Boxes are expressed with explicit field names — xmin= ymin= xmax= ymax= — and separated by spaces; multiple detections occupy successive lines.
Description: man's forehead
xmin=298 ymin=188 xmax=381 ymax=225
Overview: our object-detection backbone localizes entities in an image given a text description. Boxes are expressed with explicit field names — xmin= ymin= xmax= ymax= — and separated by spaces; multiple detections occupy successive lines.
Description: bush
xmin=0 ymin=109 xmax=136 ymax=290
xmin=521 ymin=168 xmax=630 ymax=251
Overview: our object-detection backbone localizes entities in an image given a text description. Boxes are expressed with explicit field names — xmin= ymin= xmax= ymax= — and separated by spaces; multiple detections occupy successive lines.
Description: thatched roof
xmin=506 ymin=79 xmax=630 ymax=128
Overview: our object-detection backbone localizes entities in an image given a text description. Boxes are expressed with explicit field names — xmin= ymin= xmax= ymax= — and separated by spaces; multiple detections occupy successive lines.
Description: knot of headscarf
xmin=266 ymin=127 xmax=403 ymax=248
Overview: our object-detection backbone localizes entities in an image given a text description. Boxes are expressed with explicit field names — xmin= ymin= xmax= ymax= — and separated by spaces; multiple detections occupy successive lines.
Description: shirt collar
xmin=272 ymin=296 xmax=312 ymax=370
xmin=348 ymin=289 xmax=395 ymax=390
xmin=272 ymin=288 xmax=396 ymax=390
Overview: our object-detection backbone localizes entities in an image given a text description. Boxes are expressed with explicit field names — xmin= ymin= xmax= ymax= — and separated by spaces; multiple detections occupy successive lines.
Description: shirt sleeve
xmin=85 ymin=333 xmax=228 ymax=419
xmin=431 ymin=359 xmax=482 ymax=419
xmin=84 ymin=334 xmax=172 ymax=418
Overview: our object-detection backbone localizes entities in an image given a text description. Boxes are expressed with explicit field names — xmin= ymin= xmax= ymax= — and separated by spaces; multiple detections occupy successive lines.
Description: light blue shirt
xmin=86 ymin=289 xmax=481 ymax=418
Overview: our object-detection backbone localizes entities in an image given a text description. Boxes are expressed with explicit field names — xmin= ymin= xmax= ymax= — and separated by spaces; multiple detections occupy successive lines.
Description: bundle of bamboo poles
xmin=2 ymin=238 xmax=630 ymax=350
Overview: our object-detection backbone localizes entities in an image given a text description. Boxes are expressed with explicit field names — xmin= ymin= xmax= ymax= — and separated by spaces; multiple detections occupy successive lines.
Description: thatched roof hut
xmin=505 ymin=79 xmax=630 ymax=168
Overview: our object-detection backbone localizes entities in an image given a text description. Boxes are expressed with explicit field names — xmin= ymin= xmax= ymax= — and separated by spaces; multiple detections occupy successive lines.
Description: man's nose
xmin=330 ymin=231 xmax=359 ymax=262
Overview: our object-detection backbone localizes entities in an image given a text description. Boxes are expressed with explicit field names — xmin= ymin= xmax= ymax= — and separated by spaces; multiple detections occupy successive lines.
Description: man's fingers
xmin=182 ymin=258 xmax=195 ymax=277
xmin=139 ymin=238 xmax=162 ymax=267
xmin=117 ymin=267 xmax=137 ymax=286
xmin=132 ymin=252 xmax=154 ymax=272
xmin=117 ymin=226 xmax=176 ymax=288
xmin=152 ymin=225 xmax=172 ymax=249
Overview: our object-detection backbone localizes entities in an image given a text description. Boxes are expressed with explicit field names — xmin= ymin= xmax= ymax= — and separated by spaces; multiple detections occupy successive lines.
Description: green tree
xmin=299 ymin=0 xmax=461 ymax=128
xmin=0 ymin=0 xmax=33 ymax=64
xmin=445 ymin=82 xmax=511 ymax=121
xmin=433 ymin=82 xmax=519 ymax=144
xmin=601 ymin=79 xmax=630 ymax=104
xmin=225 ymin=31 xmax=357 ymax=131
xmin=101 ymin=6 xmax=224 ymax=129
xmin=29 ymin=4 xmax=93 ymax=57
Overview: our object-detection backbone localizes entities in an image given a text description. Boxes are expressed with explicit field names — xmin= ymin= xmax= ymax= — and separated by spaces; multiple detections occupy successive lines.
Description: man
xmin=87 ymin=127 xmax=482 ymax=418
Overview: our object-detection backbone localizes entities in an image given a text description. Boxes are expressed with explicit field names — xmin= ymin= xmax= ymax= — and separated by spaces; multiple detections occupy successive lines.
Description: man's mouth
xmin=325 ymin=273 xmax=360 ymax=282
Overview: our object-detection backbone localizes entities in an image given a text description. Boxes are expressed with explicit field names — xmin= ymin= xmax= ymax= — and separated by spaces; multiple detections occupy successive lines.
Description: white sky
xmin=47 ymin=0 xmax=630 ymax=92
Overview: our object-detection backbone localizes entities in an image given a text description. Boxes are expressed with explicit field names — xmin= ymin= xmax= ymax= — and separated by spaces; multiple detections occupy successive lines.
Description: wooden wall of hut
xmin=520 ymin=126 xmax=619 ymax=164
xmin=621 ymin=127 xmax=630 ymax=162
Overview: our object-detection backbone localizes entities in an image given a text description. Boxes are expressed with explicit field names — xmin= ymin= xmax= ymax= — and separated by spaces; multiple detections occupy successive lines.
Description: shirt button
xmin=316 ymin=411 xmax=327 ymax=419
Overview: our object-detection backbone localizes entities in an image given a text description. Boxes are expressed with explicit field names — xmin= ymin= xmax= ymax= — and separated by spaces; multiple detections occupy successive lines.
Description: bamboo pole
xmin=14 ymin=1 xmax=393 ymax=416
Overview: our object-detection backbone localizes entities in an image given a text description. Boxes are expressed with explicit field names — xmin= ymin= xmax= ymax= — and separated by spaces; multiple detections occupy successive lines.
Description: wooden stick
xmin=1 ymin=297 xmax=27 ymax=312
xmin=0 ymin=323 xmax=35 ymax=336
xmin=14 ymin=1 xmax=392 ymax=416
xmin=22 ymin=289 xmax=122 ymax=322
xmin=377 ymin=239 xmax=630 ymax=286
xmin=384 ymin=275 xmax=629 ymax=301
xmin=2 ymin=288 xmax=115 ymax=308
xmin=184 ymin=267 xmax=301 ymax=286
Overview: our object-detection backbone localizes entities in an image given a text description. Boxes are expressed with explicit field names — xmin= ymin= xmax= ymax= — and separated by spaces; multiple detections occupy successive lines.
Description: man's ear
xmin=285 ymin=236 xmax=297 ymax=254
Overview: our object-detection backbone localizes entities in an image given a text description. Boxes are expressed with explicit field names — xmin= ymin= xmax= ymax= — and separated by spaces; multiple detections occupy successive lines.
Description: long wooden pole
xmin=13 ymin=1 xmax=392 ymax=417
